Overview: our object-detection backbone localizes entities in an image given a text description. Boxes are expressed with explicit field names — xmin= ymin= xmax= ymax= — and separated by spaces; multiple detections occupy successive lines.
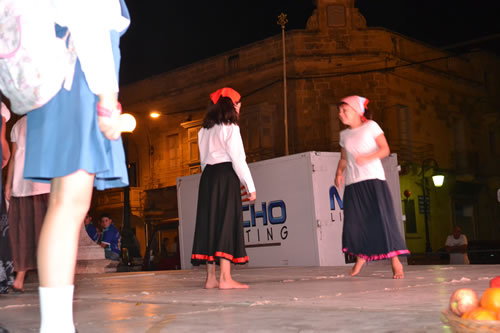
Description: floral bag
xmin=0 ymin=0 xmax=70 ymax=115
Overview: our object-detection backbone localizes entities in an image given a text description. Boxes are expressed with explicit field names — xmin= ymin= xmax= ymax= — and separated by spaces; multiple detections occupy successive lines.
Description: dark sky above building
xmin=120 ymin=0 xmax=500 ymax=85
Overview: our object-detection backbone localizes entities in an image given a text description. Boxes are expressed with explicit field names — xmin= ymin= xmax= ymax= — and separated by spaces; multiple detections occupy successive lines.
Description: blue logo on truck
xmin=243 ymin=200 xmax=288 ymax=244
xmin=329 ymin=186 xmax=344 ymax=223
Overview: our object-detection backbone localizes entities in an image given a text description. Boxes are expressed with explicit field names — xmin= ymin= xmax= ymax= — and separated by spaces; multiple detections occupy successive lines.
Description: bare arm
xmin=335 ymin=148 xmax=347 ymax=187
xmin=355 ymin=133 xmax=390 ymax=165
xmin=5 ymin=142 xmax=16 ymax=201
xmin=1 ymin=117 xmax=10 ymax=168
xmin=97 ymin=93 xmax=122 ymax=141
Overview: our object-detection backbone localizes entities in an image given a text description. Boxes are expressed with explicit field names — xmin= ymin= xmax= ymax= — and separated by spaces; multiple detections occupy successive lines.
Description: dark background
xmin=120 ymin=0 xmax=500 ymax=85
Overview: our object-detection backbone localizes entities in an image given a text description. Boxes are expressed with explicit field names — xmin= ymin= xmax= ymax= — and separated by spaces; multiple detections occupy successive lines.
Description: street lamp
xmin=120 ymin=113 xmax=136 ymax=264
xmin=277 ymin=13 xmax=289 ymax=156
xmin=420 ymin=158 xmax=445 ymax=253
xmin=149 ymin=111 xmax=160 ymax=119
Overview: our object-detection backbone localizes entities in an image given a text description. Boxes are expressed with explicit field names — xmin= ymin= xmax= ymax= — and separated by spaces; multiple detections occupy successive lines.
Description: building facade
xmin=93 ymin=0 xmax=500 ymax=256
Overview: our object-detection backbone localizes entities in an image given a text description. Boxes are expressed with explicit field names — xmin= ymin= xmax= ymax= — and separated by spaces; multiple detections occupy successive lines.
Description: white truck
xmin=177 ymin=151 xmax=404 ymax=269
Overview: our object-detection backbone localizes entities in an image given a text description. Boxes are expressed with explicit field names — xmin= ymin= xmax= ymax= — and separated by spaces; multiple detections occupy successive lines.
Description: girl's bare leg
xmin=350 ymin=257 xmax=366 ymax=276
xmin=219 ymin=258 xmax=249 ymax=289
xmin=205 ymin=263 xmax=218 ymax=289
xmin=391 ymin=256 xmax=404 ymax=279
xmin=38 ymin=170 xmax=95 ymax=333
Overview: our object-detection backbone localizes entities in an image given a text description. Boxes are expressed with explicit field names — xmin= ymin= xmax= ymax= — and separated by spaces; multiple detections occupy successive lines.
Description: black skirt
xmin=0 ymin=195 xmax=13 ymax=294
xmin=342 ymin=179 xmax=410 ymax=261
xmin=191 ymin=162 xmax=248 ymax=265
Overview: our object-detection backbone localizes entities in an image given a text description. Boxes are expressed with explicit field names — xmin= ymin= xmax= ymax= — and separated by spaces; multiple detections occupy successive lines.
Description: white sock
xmin=39 ymin=285 xmax=75 ymax=333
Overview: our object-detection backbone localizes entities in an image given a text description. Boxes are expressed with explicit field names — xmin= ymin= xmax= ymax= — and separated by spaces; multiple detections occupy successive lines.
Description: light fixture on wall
xmin=149 ymin=111 xmax=160 ymax=119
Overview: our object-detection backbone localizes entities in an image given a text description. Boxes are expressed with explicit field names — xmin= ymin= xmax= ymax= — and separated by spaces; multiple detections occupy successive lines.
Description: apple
xmin=490 ymin=276 xmax=500 ymax=288
xmin=449 ymin=288 xmax=479 ymax=316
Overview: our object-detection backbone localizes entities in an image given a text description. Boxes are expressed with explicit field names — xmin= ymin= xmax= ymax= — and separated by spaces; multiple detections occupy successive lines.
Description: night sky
xmin=120 ymin=0 xmax=500 ymax=85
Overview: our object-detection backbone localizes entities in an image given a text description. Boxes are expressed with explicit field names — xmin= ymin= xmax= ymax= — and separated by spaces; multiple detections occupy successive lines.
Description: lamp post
xmin=420 ymin=158 xmax=444 ymax=253
xmin=277 ymin=13 xmax=289 ymax=156
xmin=120 ymin=113 xmax=136 ymax=263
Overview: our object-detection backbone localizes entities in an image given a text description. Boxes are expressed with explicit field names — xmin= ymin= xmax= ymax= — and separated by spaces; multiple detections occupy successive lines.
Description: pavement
xmin=0 ymin=262 xmax=498 ymax=332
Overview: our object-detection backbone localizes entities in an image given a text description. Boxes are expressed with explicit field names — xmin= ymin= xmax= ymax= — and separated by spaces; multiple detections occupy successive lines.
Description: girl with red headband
xmin=335 ymin=96 xmax=409 ymax=279
xmin=191 ymin=87 xmax=256 ymax=289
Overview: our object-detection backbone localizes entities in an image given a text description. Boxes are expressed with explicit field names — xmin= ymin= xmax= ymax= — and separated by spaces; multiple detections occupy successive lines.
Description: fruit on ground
xmin=490 ymin=276 xmax=500 ymax=288
xmin=462 ymin=307 xmax=497 ymax=321
xmin=449 ymin=288 xmax=479 ymax=316
xmin=480 ymin=287 xmax=500 ymax=313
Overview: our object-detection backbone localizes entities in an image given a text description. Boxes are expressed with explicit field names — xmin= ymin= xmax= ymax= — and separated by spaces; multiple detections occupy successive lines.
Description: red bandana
xmin=210 ymin=87 xmax=241 ymax=105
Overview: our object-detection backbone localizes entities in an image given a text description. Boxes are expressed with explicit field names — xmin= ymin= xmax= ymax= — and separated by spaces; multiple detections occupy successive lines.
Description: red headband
xmin=210 ymin=87 xmax=241 ymax=105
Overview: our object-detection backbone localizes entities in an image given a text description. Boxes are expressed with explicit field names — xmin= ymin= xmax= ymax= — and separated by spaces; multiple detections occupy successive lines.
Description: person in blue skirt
xmin=335 ymin=95 xmax=409 ymax=279
xmin=16 ymin=1 xmax=130 ymax=332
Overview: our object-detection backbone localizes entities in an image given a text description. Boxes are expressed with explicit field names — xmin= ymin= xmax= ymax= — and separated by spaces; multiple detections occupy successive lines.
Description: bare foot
xmin=204 ymin=279 xmax=219 ymax=289
xmin=350 ymin=257 xmax=366 ymax=277
xmin=219 ymin=278 xmax=249 ymax=290
xmin=12 ymin=272 xmax=25 ymax=292
xmin=392 ymin=258 xmax=404 ymax=279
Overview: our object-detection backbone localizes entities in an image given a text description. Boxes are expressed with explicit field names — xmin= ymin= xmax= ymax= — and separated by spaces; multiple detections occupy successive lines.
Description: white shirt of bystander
xmin=445 ymin=234 xmax=470 ymax=264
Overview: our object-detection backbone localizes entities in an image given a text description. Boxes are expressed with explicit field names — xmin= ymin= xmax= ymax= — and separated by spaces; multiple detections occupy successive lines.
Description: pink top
xmin=10 ymin=117 xmax=51 ymax=197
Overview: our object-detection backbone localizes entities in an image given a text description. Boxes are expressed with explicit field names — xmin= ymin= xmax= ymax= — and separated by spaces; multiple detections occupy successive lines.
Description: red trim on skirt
xmin=192 ymin=252 xmax=249 ymax=264
xmin=343 ymin=248 xmax=410 ymax=262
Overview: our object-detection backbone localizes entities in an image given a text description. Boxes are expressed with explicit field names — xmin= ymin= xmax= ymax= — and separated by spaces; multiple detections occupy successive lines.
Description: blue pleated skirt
xmin=24 ymin=29 xmax=128 ymax=190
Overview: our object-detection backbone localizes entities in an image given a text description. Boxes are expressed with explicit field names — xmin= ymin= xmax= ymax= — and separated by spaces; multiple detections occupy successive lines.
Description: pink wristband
xmin=97 ymin=102 xmax=122 ymax=117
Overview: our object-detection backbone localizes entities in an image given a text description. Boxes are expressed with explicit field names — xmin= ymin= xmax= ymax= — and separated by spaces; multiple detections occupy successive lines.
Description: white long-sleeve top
xmin=198 ymin=124 xmax=256 ymax=194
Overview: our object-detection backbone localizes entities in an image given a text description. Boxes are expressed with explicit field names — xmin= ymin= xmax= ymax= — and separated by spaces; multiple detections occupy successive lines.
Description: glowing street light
xmin=119 ymin=112 xmax=136 ymax=265
xmin=149 ymin=111 xmax=160 ymax=119
xmin=432 ymin=174 xmax=445 ymax=187
xmin=421 ymin=158 xmax=445 ymax=253
xmin=120 ymin=113 xmax=136 ymax=133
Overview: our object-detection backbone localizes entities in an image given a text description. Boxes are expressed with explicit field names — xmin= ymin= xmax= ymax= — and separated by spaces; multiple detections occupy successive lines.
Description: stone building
xmin=93 ymin=0 xmax=500 ymax=257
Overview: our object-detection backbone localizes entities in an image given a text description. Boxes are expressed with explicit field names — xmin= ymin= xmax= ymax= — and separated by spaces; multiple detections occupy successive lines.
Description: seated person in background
xmin=168 ymin=236 xmax=178 ymax=256
xmin=84 ymin=212 xmax=98 ymax=242
xmin=445 ymin=226 xmax=470 ymax=265
xmin=98 ymin=214 xmax=121 ymax=261
xmin=161 ymin=237 xmax=170 ymax=257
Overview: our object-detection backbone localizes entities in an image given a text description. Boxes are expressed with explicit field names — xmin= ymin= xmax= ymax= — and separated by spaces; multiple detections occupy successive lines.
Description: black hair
xmin=100 ymin=213 xmax=111 ymax=220
xmin=202 ymin=96 xmax=239 ymax=129
xmin=364 ymin=108 xmax=372 ymax=120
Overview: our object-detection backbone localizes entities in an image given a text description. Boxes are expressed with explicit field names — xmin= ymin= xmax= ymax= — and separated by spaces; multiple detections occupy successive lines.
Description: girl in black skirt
xmin=335 ymin=96 xmax=409 ymax=279
xmin=191 ymin=87 xmax=256 ymax=289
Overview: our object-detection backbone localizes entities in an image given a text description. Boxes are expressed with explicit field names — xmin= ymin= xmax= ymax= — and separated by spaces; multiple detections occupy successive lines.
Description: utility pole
xmin=277 ymin=13 xmax=289 ymax=155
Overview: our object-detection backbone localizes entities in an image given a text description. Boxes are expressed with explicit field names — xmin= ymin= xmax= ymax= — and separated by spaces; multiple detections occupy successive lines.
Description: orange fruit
xmin=480 ymin=288 xmax=500 ymax=313
xmin=462 ymin=307 xmax=497 ymax=321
